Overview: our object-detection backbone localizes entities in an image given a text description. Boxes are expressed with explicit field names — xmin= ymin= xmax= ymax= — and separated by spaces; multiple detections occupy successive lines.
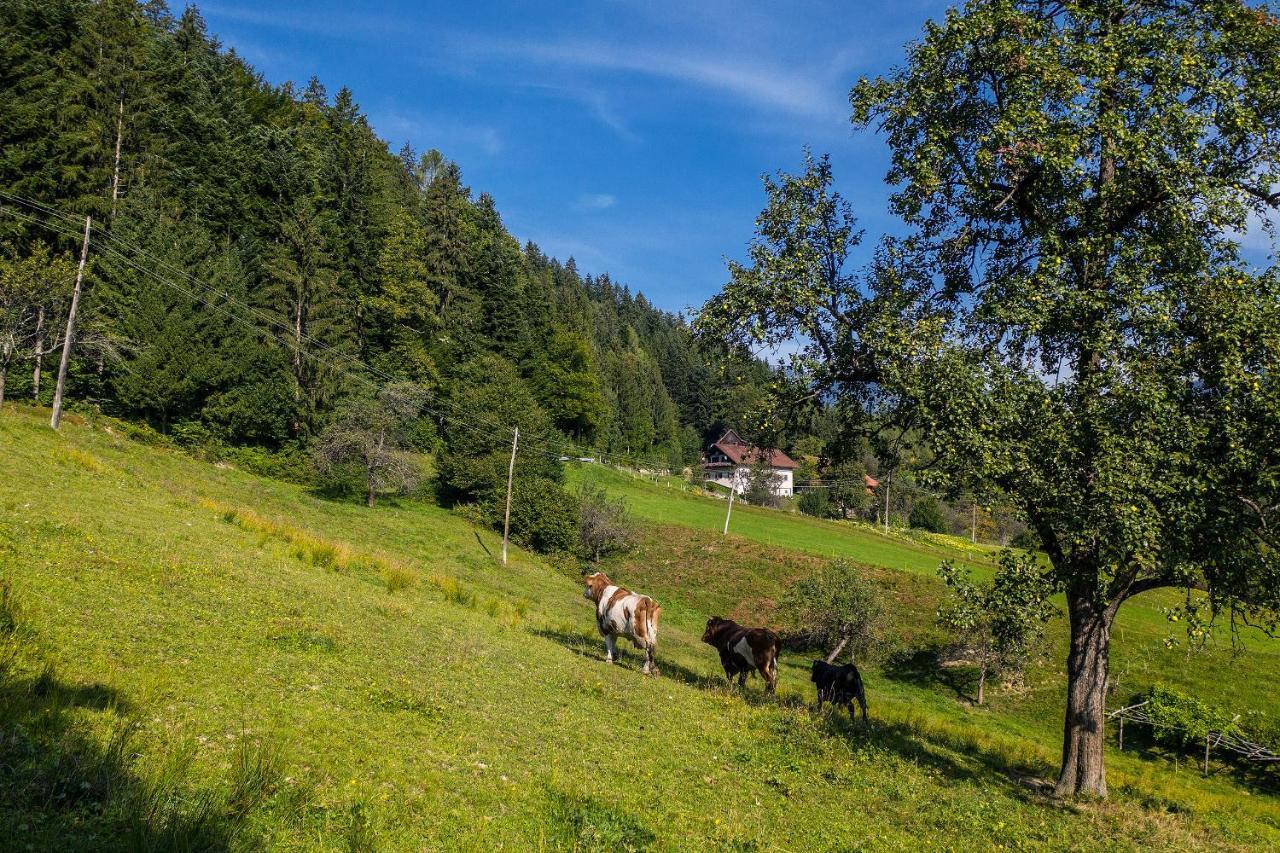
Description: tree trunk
xmin=825 ymin=636 xmax=849 ymax=664
xmin=1055 ymin=588 xmax=1115 ymax=798
xmin=32 ymin=305 xmax=44 ymax=400
xmin=976 ymin=661 xmax=987 ymax=706
xmin=110 ymin=96 xmax=125 ymax=220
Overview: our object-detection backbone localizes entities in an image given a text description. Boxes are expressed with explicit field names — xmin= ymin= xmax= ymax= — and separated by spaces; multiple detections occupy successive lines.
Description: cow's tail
xmin=765 ymin=633 xmax=781 ymax=692
xmin=642 ymin=602 xmax=661 ymax=675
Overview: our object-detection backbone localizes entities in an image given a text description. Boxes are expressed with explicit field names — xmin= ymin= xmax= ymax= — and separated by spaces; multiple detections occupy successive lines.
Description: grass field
xmin=2 ymin=405 xmax=1277 ymax=850
xmin=565 ymin=465 xmax=999 ymax=576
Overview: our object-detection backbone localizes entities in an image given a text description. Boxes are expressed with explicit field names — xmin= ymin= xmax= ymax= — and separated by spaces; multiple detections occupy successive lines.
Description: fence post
xmin=723 ymin=481 xmax=736 ymax=536
xmin=1204 ymin=734 xmax=1211 ymax=776
xmin=1118 ymin=716 xmax=1124 ymax=751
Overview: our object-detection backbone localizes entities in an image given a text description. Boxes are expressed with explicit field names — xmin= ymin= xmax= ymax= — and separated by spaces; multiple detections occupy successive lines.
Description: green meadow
xmin=2 ymin=405 xmax=1277 ymax=850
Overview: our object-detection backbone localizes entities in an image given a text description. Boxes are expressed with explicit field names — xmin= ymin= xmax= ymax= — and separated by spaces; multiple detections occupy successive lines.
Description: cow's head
xmin=701 ymin=616 xmax=726 ymax=644
xmin=582 ymin=571 xmax=611 ymax=602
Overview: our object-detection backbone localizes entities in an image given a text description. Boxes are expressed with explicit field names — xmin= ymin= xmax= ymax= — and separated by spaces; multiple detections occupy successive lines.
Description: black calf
xmin=810 ymin=659 xmax=868 ymax=720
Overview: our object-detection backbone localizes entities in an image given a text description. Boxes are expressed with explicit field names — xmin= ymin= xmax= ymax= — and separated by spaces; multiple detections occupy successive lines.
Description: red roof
xmin=702 ymin=430 xmax=799 ymax=470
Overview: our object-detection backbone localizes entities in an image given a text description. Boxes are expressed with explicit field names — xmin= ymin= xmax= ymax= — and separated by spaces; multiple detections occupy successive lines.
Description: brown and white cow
xmin=701 ymin=616 xmax=781 ymax=693
xmin=582 ymin=572 xmax=661 ymax=675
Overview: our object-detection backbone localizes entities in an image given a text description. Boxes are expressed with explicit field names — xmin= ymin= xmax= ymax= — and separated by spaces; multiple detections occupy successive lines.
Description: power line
xmin=0 ymin=195 xmax=678 ymax=470
xmin=3 ymin=190 xmax=683 ymax=470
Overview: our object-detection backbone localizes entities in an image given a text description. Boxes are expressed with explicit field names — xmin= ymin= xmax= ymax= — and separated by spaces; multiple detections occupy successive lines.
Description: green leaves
xmin=938 ymin=550 xmax=1056 ymax=685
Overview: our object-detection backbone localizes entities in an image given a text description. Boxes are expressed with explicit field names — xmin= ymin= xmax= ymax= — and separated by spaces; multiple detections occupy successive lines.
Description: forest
xmin=0 ymin=0 xmax=777 ymax=482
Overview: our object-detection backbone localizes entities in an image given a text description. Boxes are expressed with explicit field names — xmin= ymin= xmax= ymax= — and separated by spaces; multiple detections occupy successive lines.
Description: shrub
xmin=1141 ymin=684 xmax=1242 ymax=749
xmin=779 ymin=560 xmax=885 ymax=662
xmin=1010 ymin=527 xmax=1041 ymax=552
xmin=506 ymin=477 xmax=581 ymax=554
xmin=908 ymin=495 xmax=947 ymax=533
xmin=796 ymin=489 xmax=831 ymax=519
xmin=577 ymin=484 xmax=635 ymax=562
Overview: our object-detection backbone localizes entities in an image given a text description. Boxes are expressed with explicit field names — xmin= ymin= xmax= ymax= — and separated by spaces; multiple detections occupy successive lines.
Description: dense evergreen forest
xmin=0 ymin=0 xmax=775 ymax=474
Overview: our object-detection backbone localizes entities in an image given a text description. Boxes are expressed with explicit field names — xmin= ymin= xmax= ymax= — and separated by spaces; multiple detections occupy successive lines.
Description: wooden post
xmin=1204 ymin=734 xmax=1211 ymax=776
xmin=51 ymin=216 xmax=90 ymax=430
xmin=971 ymin=501 xmax=977 ymax=543
xmin=722 ymin=475 xmax=736 ymax=536
xmin=1118 ymin=716 xmax=1124 ymax=751
xmin=882 ymin=470 xmax=891 ymax=534
xmin=501 ymin=427 xmax=518 ymax=565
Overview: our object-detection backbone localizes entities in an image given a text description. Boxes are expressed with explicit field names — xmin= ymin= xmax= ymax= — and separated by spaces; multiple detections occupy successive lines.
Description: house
xmin=701 ymin=430 xmax=799 ymax=497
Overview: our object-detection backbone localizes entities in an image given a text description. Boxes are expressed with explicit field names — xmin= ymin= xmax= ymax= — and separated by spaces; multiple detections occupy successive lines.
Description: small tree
xmin=938 ymin=551 xmax=1056 ymax=705
xmin=313 ymin=382 xmax=426 ymax=507
xmin=0 ymin=247 xmax=69 ymax=407
xmin=781 ymin=560 xmax=885 ymax=663
xmin=796 ymin=488 xmax=831 ymax=519
xmin=826 ymin=460 xmax=871 ymax=520
xmin=909 ymin=494 xmax=947 ymax=533
xmin=745 ymin=460 xmax=784 ymax=507
xmin=577 ymin=483 xmax=635 ymax=562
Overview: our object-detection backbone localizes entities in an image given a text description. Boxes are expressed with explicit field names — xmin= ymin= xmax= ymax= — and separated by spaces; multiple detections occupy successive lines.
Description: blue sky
xmin=199 ymin=1 xmax=1274 ymax=317
xmin=197 ymin=0 xmax=947 ymax=315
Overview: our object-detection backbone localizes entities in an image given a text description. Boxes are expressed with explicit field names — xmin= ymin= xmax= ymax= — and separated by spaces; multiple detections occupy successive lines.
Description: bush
xmin=1141 ymin=684 xmax=1242 ymax=749
xmin=796 ymin=489 xmax=831 ymax=518
xmin=577 ymin=484 xmax=636 ymax=562
xmin=779 ymin=560 xmax=885 ymax=662
xmin=506 ymin=477 xmax=581 ymax=554
xmin=909 ymin=495 xmax=947 ymax=533
xmin=1010 ymin=527 xmax=1041 ymax=551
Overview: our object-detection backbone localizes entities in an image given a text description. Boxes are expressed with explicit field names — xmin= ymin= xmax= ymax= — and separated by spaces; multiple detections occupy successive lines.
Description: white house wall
xmin=703 ymin=466 xmax=793 ymax=497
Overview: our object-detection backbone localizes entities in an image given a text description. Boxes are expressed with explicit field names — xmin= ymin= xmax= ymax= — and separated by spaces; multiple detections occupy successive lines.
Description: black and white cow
xmin=701 ymin=617 xmax=781 ymax=693
xmin=811 ymin=659 xmax=868 ymax=720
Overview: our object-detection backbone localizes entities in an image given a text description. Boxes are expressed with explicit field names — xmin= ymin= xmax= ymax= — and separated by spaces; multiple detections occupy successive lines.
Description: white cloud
xmin=576 ymin=193 xmax=617 ymax=211
xmin=456 ymin=36 xmax=846 ymax=123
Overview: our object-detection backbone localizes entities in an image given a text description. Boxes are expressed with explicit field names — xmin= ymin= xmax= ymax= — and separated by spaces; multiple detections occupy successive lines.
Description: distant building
xmin=701 ymin=429 xmax=799 ymax=497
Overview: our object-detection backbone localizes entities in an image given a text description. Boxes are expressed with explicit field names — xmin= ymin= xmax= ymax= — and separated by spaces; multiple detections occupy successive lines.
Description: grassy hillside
xmin=566 ymin=464 xmax=998 ymax=576
xmin=2 ymin=405 xmax=1277 ymax=850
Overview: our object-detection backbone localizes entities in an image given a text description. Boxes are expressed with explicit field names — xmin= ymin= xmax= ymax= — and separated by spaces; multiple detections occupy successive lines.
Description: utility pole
xmin=722 ymin=472 xmax=737 ymax=536
xmin=501 ymin=427 xmax=518 ymax=565
xmin=971 ymin=501 xmax=978 ymax=543
xmin=882 ymin=469 xmax=891 ymax=534
xmin=51 ymin=216 xmax=90 ymax=431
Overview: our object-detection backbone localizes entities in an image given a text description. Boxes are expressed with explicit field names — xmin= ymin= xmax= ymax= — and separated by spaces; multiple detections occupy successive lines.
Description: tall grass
xmin=52 ymin=445 xmax=107 ymax=473
xmin=381 ymin=564 xmax=417 ymax=594
xmin=201 ymin=499 xmax=392 ymax=574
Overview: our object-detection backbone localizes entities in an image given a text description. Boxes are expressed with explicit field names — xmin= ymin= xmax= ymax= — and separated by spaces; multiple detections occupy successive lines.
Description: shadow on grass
xmin=1 ymin=605 xmax=284 ymax=849
xmin=1113 ymin=730 xmax=1280 ymax=796
xmin=530 ymin=627 xmax=721 ymax=689
xmin=881 ymin=646 xmax=973 ymax=701
xmin=532 ymin=624 xmax=1064 ymax=802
